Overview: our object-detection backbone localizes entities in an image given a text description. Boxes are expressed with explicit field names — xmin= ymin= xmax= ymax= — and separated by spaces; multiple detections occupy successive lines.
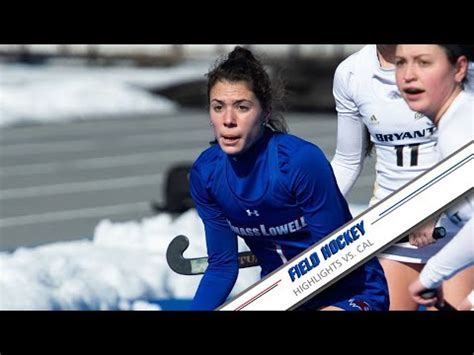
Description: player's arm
xmin=409 ymin=218 xmax=473 ymax=308
xmin=189 ymin=164 xmax=239 ymax=310
xmin=420 ymin=218 xmax=474 ymax=290
xmin=330 ymin=62 xmax=368 ymax=196
xmin=292 ymin=144 xmax=352 ymax=239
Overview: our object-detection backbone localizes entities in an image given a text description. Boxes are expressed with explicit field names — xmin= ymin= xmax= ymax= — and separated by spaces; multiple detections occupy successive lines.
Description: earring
xmin=261 ymin=121 xmax=266 ymax=127
xmin=209 ymin=121 xmax=214 ymax=126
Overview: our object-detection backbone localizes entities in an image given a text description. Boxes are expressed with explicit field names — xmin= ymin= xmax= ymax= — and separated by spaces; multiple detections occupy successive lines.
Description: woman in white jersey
xmin=330 ymin=45 xmax=473 ymax=309
xmin=394 ymin=44 xmax=473 ymax=310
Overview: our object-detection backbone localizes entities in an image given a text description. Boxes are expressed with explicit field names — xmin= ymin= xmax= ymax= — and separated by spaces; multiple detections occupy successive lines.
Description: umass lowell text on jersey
xmin=190 ymin=129 xmax=388 ymax=310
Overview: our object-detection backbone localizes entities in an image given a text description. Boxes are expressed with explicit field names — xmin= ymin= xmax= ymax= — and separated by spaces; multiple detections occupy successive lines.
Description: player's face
xmin=395 ymin=45 xmax=467 ymax=124
xmin=209 ymin=80 xmax=266 ymax=156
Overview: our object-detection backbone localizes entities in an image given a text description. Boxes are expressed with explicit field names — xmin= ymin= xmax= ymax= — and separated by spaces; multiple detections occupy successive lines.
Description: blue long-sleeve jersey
xmin=190 ymin=129 xmax=388 ymax=310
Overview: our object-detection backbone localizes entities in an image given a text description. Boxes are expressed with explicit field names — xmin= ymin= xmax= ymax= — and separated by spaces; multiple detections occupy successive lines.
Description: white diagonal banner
xmin=219 ymin=141 xmax=473 ymax=310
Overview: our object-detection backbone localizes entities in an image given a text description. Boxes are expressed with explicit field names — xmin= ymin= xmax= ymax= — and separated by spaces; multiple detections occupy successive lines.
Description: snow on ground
xmin=0 ymin=205 xmax=367 ymax=310
xmin=0 ymin=60 xmax=212 ymax=127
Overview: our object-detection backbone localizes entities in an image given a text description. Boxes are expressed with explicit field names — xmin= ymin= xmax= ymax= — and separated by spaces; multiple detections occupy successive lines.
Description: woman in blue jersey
xmin=189 ymin=46 xmax=389 ymax=310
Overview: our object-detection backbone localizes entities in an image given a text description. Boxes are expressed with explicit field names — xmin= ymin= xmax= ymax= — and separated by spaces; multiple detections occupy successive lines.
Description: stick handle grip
xmin=419 ymin=289 xmax=457 ymax=311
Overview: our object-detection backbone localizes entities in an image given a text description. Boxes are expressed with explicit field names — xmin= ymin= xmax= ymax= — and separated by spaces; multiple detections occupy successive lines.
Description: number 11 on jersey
xmin=395 ymin=143 xmax=420 ymax=167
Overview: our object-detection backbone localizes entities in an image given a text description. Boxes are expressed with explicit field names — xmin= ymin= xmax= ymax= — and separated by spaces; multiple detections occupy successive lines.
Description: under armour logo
xmin=246 ymin=209 xmax=259 ymax=217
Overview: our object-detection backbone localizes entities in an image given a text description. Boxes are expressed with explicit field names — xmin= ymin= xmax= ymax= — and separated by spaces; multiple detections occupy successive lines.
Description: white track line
xmin=0 ymin=173 xmax=163 ymax=200
xmin=0 ymin=202 xmax=151 ymax=228
xmin=0 ymin=149 xmax=198 ymax=177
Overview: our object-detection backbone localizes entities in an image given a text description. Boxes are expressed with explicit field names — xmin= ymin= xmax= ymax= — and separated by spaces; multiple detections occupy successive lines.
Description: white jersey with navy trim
xmin=436 ymin=91 xmax=473 ymax=229
xmin=331 ymin=45 xmax=473 ymax=263
xmin=419 ymin=91 xmax=473 ymax=297
xmin=331 ymin=45 xmax=440 ymax=205
xmin=382 ymin=92 xmax=473 ymax=263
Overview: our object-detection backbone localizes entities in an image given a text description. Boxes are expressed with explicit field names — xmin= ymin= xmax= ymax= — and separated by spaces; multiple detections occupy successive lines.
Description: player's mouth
xmin=221 ymin=135 xmax=240 ymax=145
xmin=402 ymin=87 xmax=425 ymax=100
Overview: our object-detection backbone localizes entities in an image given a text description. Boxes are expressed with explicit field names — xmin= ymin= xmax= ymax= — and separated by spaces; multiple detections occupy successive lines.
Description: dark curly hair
xmin=206 ymin=46 xmax=288 ymax=133
xmin=439 ymin=44 xmax=473 ymax=87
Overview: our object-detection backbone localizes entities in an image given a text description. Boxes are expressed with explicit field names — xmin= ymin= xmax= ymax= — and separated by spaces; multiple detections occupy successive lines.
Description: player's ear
xmin=454 ymin=55 xmax=468 ymax=85
xmin=263 ymin=110 xmax=271 ymax=123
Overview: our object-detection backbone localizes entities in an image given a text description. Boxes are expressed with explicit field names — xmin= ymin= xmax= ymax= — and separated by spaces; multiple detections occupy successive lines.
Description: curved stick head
xmin=166 ymin=235 xmax=192 ymax=275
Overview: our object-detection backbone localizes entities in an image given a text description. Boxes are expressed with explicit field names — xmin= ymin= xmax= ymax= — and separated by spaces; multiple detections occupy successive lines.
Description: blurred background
xmin=0 ymin=45 xmax=377 ymax=310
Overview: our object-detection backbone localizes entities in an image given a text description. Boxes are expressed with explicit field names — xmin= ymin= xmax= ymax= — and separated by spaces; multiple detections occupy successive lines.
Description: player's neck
xmin=376 ymin=45 xmax=396 ymax=69
xmin=433 ymin=87 xmax=463 ymax=126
